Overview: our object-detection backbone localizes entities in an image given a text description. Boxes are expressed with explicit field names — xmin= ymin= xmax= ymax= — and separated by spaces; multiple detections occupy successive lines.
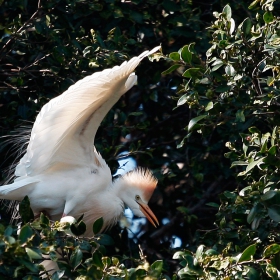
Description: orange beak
xmin=136 ymin=201 xmax=159 ymax=227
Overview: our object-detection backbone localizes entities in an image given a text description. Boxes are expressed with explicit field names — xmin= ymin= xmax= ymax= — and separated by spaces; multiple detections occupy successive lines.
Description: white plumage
xmin=0 ymin=46 xmax=160 ymax=235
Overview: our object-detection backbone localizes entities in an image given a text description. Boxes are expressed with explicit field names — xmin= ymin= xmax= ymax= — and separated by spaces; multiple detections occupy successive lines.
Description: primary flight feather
xmin=0 ymin=47 xmax=160 ymax=235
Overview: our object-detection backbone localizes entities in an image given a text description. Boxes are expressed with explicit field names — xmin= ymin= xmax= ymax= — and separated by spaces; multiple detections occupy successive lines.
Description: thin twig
xmin=0 ymin=0 xmax=42 ymax=58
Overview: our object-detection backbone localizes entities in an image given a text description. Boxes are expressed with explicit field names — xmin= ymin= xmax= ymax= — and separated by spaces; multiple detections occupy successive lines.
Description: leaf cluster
xmin=164 ymin=0 xmax=280 ymax=278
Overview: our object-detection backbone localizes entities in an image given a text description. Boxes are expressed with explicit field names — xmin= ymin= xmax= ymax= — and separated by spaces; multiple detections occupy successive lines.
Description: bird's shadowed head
xmin=114 ymin=167 xmax=159 ymax=227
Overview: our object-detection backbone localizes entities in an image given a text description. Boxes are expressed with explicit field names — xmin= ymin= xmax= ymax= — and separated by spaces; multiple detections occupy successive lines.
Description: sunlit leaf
xmin=263 ymin=244 xmax=280 ymax=257
xmin=223 ymin=4 xmax=232 ymax=21
xmin=238 ymin=244 xmax=257 ymax=262
xmin=188 ymin=115 xmax=207 ymax=131
xmin=205 ymin=101 xmax=213 ymax=111
xmin=181 ymin=45 xmax=192 ymax=64
xmin=263 ymin=11 xmax=274 ymax=23
xmin=169 ymin=52 xmax=180 ymax=61
xmin=244 ymin=157 xmax=266 ymax=174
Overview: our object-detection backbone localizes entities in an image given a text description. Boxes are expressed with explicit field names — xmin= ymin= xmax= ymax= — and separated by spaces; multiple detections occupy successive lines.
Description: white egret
xmin=0 ymin=46 xmax=160 ymax=235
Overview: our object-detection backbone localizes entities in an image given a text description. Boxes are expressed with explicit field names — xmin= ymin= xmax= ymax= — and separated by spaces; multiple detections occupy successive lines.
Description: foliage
xmin=165 ymin=0 xmax=280 ymax=278
xmin=2 ymin=0 xmax=280 ymax=279
xmin=0 ymin=197 xmax=167 ymax=279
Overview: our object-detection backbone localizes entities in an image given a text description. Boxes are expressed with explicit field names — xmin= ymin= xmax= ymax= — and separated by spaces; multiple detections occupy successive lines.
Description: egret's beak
xmin=137 ymin=201 xmax=159 ymax=227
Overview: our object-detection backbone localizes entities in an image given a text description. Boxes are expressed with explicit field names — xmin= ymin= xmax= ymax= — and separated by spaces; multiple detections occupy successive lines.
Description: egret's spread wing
xmin=15 ymin=46 xmax=160 ymax=177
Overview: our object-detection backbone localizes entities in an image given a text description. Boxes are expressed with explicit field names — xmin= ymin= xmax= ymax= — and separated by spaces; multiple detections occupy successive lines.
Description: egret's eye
xmin=135 ymin=195 xmax=140 ymax=201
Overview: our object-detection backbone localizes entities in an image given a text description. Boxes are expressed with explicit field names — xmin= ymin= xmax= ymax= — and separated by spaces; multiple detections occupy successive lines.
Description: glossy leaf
xmin=19 ymin=196 xmax=34 ymax=224
xmin=238 ymin=244 xmax=257 ymax=262
xmin=223 ymin=4 xmax=232 ymax=21
xmin=162 ymin=64 xmax=181 ymax=75
xmin=181 ymin=45 xmax=193 ymax=64
xmin=263 ymin=11 xmax=274 ymax=23
xmin=169 ymin=52 xmax=180 ymax=61
xmin=70 ymin=248 xmax=83 ymax=269
xmin=93 ymin=217 xmax=104 ymax=234
xmin=263 ymin=244 xmax=280 ymax=257
xmin=19 ymin=224 xmax=34 ymax=244
xmin=268 ymin=205 xmax=280 ymax=222
xmin=188 ymin=115 xmax=207 ymax=131
xmin=182 ymin=68 xmax=201 ymax=78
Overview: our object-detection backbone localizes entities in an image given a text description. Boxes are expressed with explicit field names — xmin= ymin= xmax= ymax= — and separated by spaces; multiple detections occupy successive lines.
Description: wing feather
xmin=15 ymin=46 xmax=161 ymax=177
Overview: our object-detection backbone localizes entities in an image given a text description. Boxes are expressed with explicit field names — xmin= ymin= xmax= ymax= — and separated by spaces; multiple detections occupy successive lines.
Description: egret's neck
xmin=112 ymin=176 xmax=128 ymax=203
xmin=78 ymin=183 xmax=124 ymax=235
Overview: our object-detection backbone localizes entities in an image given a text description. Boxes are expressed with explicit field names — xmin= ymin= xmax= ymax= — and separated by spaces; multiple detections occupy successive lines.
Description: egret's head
xmin=116 ymin=167 xmax=159 ymax=227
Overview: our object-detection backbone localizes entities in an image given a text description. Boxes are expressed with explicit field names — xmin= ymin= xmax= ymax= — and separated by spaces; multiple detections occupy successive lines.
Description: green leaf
xmin=262 ymin=190 xmax=277 ymax=201
xmin=97 ymin=234 xmax=114 ymax=246
xmin=173 ymin=251 xmax=190 ymax=260
xmin=225 ymin=65 xmax=236 ymax=76
xmin=231 ymin=161 xmax=247 ymax=167
xmin=263 ymin=11 xmax=274 ymax=23
xmin=151 ymin=260 xmax=163 ymax=275
xmin=212 ymin=62 xmax=224 ymax=71
xmin=19 ymin=224 xmax=34 ymax=244
xmin=177 ymin=206 xmax=189 ymax=214
xmin=26 ymin=248 xmax=42 ymax=260
xmin=188 ymin=115 xmax=207 ymax=131
xmin=93 ymin=217 xmax=104 ymax=234
xmin=177 ymin=94 xmax=188 ymax=106
xmin=51 ymin=270 xmax=65 ymax=280
xmin=40 ymin=212 xmax=50 ymax=228
xmin=248 ymin=0 xmax=260 ymax=10
xmin=263 ymin=244 xmax=280 ymax=257
xmin=238 ymin=244 xmax=257 ymax=262
xmin=70 ymin=221 xmax=86 ymax=236
xmin=205 ymin=249 xmax=218 ymax=256
xmin=181 ymin=45 xmax=192 ymax=64
xmin=239 ymin=186 xmax=251 ymax=197
xmin=4 ymin=225 xmax=13 ymax=237
xmin=182 ymin=68 xmax=201 ymax=78
xmin=102 ymin=256 xmax=111 ymax=267
xmin=162 ymin=64 xmax=181 ymax=75
xmin=248 ymin=126 xmax=260 ymax=134
xmin=20 ymin=259 xmax=39 ymax=273
xmin=169 ymin=52 xmax=180 ymax=61
xmin=271 ymin=126 xmax=277 ymax=146
xmin=19 ymin=196 xmax=34 ymax=224
xmin=241 ymin=18 xmax=252 ymax=35
xmin=70 ymin=248 xmax=83 ymax=269
xmin=235 ymin=110 xmax=245 ymax=122
xmin=211 ymin=259 xmax=230 ymax=270
xmin=268 ymin=205 xmax=280 ymax=222
xmin=247 ymin=203 xmax=261 ymax=224
xmin=244 ymin=157 xmax=266 ymax=174
xmin=195 ymin=245 xmax=204 ymax=260
xmin=251 ymin=217 xmax=261 ymax=230
xmin=268 ymin=146 xmax=277 ymax=156
xmin=205 ymin=101 xmax=213 ymax=111
xmin=223 ymin=4 xmax=232 ymax=21
xmin=129 ymin=112 xmax=143 ymax=117
xmin=205 ymin=202 xmax=219 ymax=208
xmin=266 ymin=264 xmax=280 ymax=280
xmin=49 ymin=251 xmax=58 ymax=261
